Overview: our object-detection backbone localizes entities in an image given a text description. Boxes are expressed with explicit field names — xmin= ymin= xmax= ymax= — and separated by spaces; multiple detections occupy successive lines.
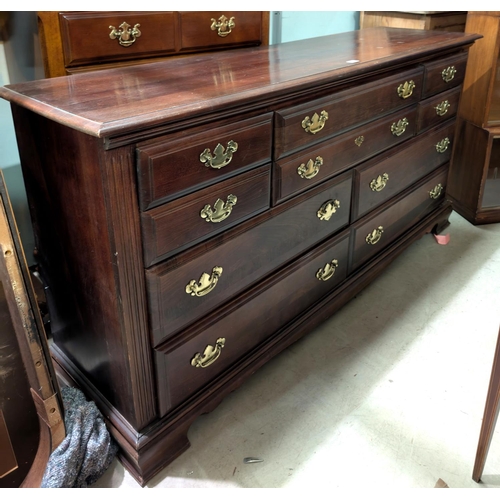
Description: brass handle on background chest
xmin=316 ymin=259 xmax=339 ymax=281
xmin=210 ymin=15 xmax=235 ymax=37
xmin=391 ymin=118 xmax=409 ymax=137
xmin=186 ymin=266 xmax=223 ymax=297
xmin=436 ymin=137 xmax=450 ymax=153
xmin=298 ymin=156 xmax=323 ymax=179
xmin=429 ymin=183 xmax=444 ymax=199
xmin=441 ymin=66 xmax=457 ymax=83
xmin=109 ymin=22 xmax=141 ymax=47
xmin=397 ymin=80 xmax=415 ymax=99
xmin=366 ymin=225 xmax=384 ymax=245
xmin=200 ymin=195 xmax=237 ymax=223
xmin=370 ymin=173 xmax=389 ymax=192
xmin=191 ymin=338 xmax=226 ymax=368
xmin=317 ymin=199 xmax=340 ymax=221
xmin=434 ymin=100 xmax=450 ymax=116
xmin=200 ymin=141 xmax=238 ymax=169
xmin=302 ymin=111 xmax=329 ymax=135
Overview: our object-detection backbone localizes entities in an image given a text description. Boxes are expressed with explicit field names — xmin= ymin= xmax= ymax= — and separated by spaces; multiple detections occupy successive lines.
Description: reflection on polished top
xmin=0 ymin=28 xmax=479 ymax=138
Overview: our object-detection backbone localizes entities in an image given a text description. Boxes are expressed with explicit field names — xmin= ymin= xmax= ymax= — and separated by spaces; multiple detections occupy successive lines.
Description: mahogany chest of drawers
xmin=0 ymin=27 xmax=479 ymax=485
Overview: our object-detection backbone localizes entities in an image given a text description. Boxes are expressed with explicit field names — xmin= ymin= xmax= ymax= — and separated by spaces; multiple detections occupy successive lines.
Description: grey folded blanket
xmin=41 ymin=386 xmax=118 ymax=488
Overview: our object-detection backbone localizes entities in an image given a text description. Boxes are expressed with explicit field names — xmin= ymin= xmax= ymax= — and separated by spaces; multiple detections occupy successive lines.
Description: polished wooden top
xmin=0 ymin=28 xmax=480 ymax=138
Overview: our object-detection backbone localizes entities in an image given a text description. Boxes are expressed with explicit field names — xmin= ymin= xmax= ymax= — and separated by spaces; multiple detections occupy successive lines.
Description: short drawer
xmin=274 ymin=66 xmax=424 ymax=158
xmin=137 ymin=113 xmax=273 ymax=210
xmin=350 ymin=165 xmax=448 ymax=273
xmin=141 ymin=165 xmax=271 ymax=266
xmin=421 ymin=52 xmax=468 ymax=98
xmin=352 ymin=120 xmax=456 ymax=221
xmin=416 ymin=87 xmax=462 ymax=133
xmin=146 ymin=171 xmax=352 ymax=346
xmin=273 ymin=105 xmax=418 ymax=204
xmin=155 ymin=228 xmax=351 ymax=415
xmin=179 ymin=12 xmax=264 ymax=51
xmin=59 ymin=12 xmax=177 ymax=67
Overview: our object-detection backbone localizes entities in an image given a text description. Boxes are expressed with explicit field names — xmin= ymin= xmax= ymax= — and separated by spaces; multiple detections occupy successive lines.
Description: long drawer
xmin=154 ymin=228 xmax=351 ymax=416
xmin=146 ymin=171 xmax=352 ymax=346
xmin=352 ymin=120 xmax=455 ymax=220
xmin=349 ymin=164 xmax=449 ymax=273
xmin=274 ymin=66 xmax=424 ymax=158
xmin=273 ymin=105 xmax=418 ymax=204
xmin=137 ymin=113 xmax=273 ymax=210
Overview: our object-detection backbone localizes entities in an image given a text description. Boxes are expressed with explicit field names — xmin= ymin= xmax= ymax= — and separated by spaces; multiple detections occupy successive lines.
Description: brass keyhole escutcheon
xmin=200 ymin=194 xmax=238 ymax=223
xmin=297 ymin=156 xmax=323 ymax=179
xmin=434 ymin=100 xmax=450 ymax=116
xmin=366 ymin=226 xmax=384 ymax=245
xmin=397 ymin=80 xmax=415 ymax=99
xmin=200 ymin=141 xmax=238 ymax=169
xmin=302 ymin=110 xmax=329 ymax=135
xmin=391 ymin=118 xmax=409 ymax=137
xmin=429 ymin=183 xmax=444 ymax=199
xmin=317 ymin=199 xmax=340 ymax=221
xmin=441 ymin=66 xmax=456 ymax=83
xmin=186 ymin=266 xmax=223 ymax=297
xmin=316 ymin=259 xmax=339 ymax=281
xmin=370 ymin=173 xmax=389 ymax=192
xmin=210 ymin=15 xmax=235 ymax=37
xmin=109 ymin=22 xmax=141 ymax=47
xmin=191 ymin=338 xmax=226 ymax=368
xmin=436 ymin=137 xmax=450 ymax=153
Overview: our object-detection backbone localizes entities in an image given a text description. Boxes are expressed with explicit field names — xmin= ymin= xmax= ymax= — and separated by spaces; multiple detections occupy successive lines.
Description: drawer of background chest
xmin=416 ymin=87 xmax=461 ymax=133
xmin=154 ymin=229 xmax=350 ymax=416
xmin=137 ymin=113 xmax=273 ymax=210
xmin=141 ymin=165 xmax=271 ymax=266
xmin=179 ymin=11 xmax=264 ymax=51
xmin=421 ymin=52 xmax=468 ymax=98
xmin=273 ymin=105 xmax=418 ymax=204
xmin=349 ymin=165 xmax=448 ymax=273
xmin=59 ymin=12 xmax=177 ymax=67
xmin=352 ymin=120 xmax=455 ymax=221
xmin=274 ymin=66 xmax=424 ymax=158
xmin=146 ymin=171 xmax=352 ymax=346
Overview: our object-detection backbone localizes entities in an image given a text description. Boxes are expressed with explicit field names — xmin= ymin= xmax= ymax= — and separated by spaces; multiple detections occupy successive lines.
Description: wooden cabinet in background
xmin=448 ymin=12 xmax=500 ymax=225
xmin=360 ymin=11 xmax=466 ymax=32
xmin=37 ymin=11 xmax=269 ymax=77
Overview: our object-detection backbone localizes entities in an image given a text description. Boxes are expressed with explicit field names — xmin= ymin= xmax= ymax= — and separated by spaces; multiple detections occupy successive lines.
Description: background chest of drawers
xmin=0 ymin=27 xmax=479 ymax=485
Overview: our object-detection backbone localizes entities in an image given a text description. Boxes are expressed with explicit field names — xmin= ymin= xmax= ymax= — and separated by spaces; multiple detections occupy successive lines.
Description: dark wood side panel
xmin=10 ymin=105 xmax=156 ymax=430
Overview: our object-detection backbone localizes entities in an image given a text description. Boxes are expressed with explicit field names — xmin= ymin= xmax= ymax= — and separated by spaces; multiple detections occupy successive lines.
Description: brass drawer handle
xmin=200 ymin=195 xmax=237 ymax=223
xmin=442 ymin=66 xmax=457 ymax=83
xmin=191 ymin=338 xmax=226 ymax=368
xmin=316 ymin=259 xmax=339 ymax=281
xmin=370 ymin=173 xmax=389 ymax=192
xmin=109 ymin=22 xmax=141 ymax=47
xmin=429 ymin=183 xmax=444 ymax=199
xmin=298 ymin=156 xmax=323 ymax=179
xmin=434 ymin=100 xmax=450 ymax=116
xmin=200 ymin=141 xmax=238 ymax=169
xmin=355 ymin=136 xmax=364 ymax=147
xmin=210 ymin=15 xmax=235 ymax=37
xmin=397 ymin=80 xmax=415 ymax=99
xmin=317 ymin=199 xmax=340 ymax=221
xmin=186 ymin=266 xmax=223 ymax=297
xmin=436 ymin=137 xmax=450 ymax=153
xmin=366 ymin=226 xmax=384 ymax=245
xmin=302 ymin=111 xmax=329 ymax=135
xmin=391 ymin=118 xmax=409 ymax=137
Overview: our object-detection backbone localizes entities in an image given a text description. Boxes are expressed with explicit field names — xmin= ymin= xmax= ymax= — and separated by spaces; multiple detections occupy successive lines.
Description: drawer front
xmin=155 ymin=229 xmax=350 ymax=415
xmin=146 ymin=172 xmax=352 ymax=346
xmin=179 ymin=12 xmax=264 ymax=51
xmin=59 ymin=12 xmax=177 ymax=67
xmin=416 ymin=87 xmax=461 ymax=133
xmin=274 ymin=67 xmax=424 ymax=158
xmin=137 ymin=113 xmax=273 ymax=210
xmin=274 ymin=105 xmax=418 ymax=204
xmin=350 ymin=165 xmax=448 ymax=273
xmin=421 ymin=53 xmax=468 ymax=98
xmin=353 ymin=120 xmax=455 ymax=220
xmin=141 ymin=165 xmax=271 ymax=266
